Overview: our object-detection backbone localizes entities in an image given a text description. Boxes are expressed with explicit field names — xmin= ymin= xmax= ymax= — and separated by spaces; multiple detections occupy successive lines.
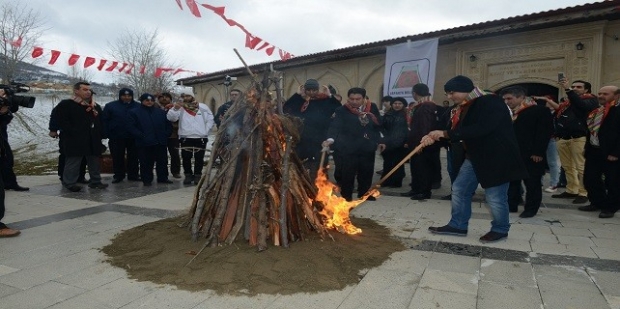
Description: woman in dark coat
xmin=379 ymin=97 xmax=409 ymax=187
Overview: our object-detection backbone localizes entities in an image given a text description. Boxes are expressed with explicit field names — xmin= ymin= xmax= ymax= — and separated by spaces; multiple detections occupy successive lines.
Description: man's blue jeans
xmin=449 ymin=159 xmax=511 ymax=234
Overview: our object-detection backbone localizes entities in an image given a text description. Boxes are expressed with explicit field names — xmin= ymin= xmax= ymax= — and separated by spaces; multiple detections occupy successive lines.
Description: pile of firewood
xmin=186 ymin=80 xmax=327 ymax=252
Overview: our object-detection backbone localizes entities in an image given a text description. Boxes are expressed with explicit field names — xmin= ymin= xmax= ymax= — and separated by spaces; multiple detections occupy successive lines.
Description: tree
xmin=107 ymin=28 xmax=177 ymax=95
xmin=0 ymin=1 xmax=46 ymax=83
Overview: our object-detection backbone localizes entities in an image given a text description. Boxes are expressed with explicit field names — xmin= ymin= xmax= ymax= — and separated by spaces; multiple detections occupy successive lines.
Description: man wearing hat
xmin=401 ymin=83 xmax=440 ymax=200
xmin=284 ymin=79 xmax=341 ymax=181
xmin=167 ymin=87 xmax=215 ymax=185
xmin=128 ymin=94 xmax=173 ymax=186
xmin=102 ymin=88 xmax=141 ymax=183
xmin=421 ymin=75 xmax=526 ymax=242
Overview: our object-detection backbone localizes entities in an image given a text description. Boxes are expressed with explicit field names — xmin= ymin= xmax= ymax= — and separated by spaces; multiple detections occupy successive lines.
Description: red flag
xmin=256 ymin=42 xmax=269 ymax=51
xmin=173 ymin=68 xmax=188 ymax=75
xmin=155 ymin=67 xmax=174 ymax=77
xmin=125 ymin=64 xmax=134 ymax=74
xmin=31 ymin=47 xmax=43 ymax=58
xmin=139 ymin=66 xmax=146 ymax=74
xmin=245 ymin=33 xmax=262 ymax=49
xmin=48 ymin=50 xmax=61 ymax=65
xmin=175 ymin=0 xmax=183 ymax=10
xmin=265 ymin=45 xmax=275 ymax=56
xmin=105 ymin=61 xmax=119 ymax=71
xmin=68 ymin=54 xmax=80 ymax=66
xmin=118 ymin=63 xmax=128 ymax=72
xmin=84 ymin=57 xmax=96 ymax=68
xmin=278 ymin=49 xmax=291 ymax=61
xmin=9 ymin=36 xmax=22 ymax=48
xmin=185 ymin=0 xmax=201 ymax=17
xmin=97 ymin=59 xmax=107 ymax=71
xmin=201 ymin=3 xmax=225 ymax=15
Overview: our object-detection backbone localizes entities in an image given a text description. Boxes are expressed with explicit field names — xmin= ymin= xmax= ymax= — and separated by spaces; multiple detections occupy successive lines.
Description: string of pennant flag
xmin=176 ymin=0 xmax=294 ymax=61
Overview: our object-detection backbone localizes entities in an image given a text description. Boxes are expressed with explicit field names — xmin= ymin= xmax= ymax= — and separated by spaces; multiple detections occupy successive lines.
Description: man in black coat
xmin=56 ymin=82 xmax=108 ymax=192
xmin=323 ymin=87 xmax=381 ymax=202
xmin=214 ymin=89 xmax=241 ymax=128
xmin=422 ymin=75 xmax=527 ymax=243
xmin=501 ymin=86 xmax=553 ymax=218
xmin=284 ymin=79 xmax=341 ymax=181
xmin=0 ymin=89 xmax=20 ymax=237
xmin=579 ymin=86 xmax=620 ymax=218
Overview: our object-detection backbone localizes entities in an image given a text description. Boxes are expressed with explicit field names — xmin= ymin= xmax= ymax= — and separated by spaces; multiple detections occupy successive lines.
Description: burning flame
xmin=314 ymin=168 xmax=380 ymax=235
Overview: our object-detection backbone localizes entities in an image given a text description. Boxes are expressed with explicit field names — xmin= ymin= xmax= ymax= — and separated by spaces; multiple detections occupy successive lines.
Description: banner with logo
xmin=383 ymin=38 xmax=438 ymax=103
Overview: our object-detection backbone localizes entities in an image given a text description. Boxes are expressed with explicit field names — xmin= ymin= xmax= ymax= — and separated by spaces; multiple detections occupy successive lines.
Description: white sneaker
xmin=544 ymin=186 xmax=557 ymax=193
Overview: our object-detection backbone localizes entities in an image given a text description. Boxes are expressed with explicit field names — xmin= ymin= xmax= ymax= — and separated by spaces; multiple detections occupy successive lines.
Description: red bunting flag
xmin=105 ymin=61 xmax=119 ymax=71
xmin=125 ymin=64 xmax=134 ymax=74
xmin=256 ymin=42 xmax=270 ymax=51
xmin=265 ymin=46 xmax=275 ymax=56
xmin=9 ymin=36 xmax=22 ymax=48
xmin=68 ymin=54 xmax=80 ymax=66
xmin=155 ymin=67 xmax=174 ymax=77
xmin=278 ymin=49 xmax=292 ymax=61
xmin=140 ymin=66 xmax=146 ymax=74
xmin=245 ymin=33 xmax=262 ymax=49
xmin=185 ymin=0 xmax=201 ymax=17
xmin=97 ymin=59 xmax=107 ymax=71
xmin=201 ymin=3 xmax=225 ymax=15
xmin=84 ymin=57 xmax=96 ymax=68
xmin=48 ymin=50 xmax=61 ymax=65
xmin=31 ymin=47 xmax=44 ymax=58
xmin=117 ymin=63 xmax=128 ymax=72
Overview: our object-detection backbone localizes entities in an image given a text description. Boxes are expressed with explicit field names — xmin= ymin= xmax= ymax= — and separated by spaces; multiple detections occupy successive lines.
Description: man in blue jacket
xmin=102 ymin=88 xmax=141 ymax=183
xmin=128 ymin=94 xmax=173 ymax=186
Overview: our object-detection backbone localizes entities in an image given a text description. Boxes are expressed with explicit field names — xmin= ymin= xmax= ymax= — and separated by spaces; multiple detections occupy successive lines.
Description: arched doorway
xmin=496 ymin=83 xmax=559 ymax=101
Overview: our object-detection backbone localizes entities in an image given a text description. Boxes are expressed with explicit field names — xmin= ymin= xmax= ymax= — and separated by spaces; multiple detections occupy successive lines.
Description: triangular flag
xmin=154 ymin=67 xmax=174 ymax=77
xmin=185 ymin=0 xmax=201 ymax=17
xmin=31 ymin=46 xmax=43 ymax=58
xmin=265 ymin=46 xmax=275 ymax=56
xmin=139 ymin=66 xmax=146 ymax=74
xmin=105 ymin=61 xmax=119 ymax=71
xmin=125 ymin=64 xmax=134 ymax=74
xmin=245 ymin=33 xmax=262 ymax=49
xmin=84 ymin=57 xmax=96 ymax=68
xmin=9 ymin=36 xmax=22 ymax=48
xmin=279 ymin=49 xmax=292 ymax=61
xmin=48 ymin=50 xmax=61 ymax=65
xmin=201 ymin=3 xmax=225 ymax=15
xmin=256 ymin=42 xmax=270 ymax=51
xmin=97 ymin=59 xmax=107 ymax=71
xmin=118 ymin=63 xmax=128 ymax=72
xmin=68 ymin=54 xmax=80 ymax=66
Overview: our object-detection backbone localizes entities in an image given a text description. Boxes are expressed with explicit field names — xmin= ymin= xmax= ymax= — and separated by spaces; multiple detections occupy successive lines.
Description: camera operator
xmin=0 ymin=96 xmax=29 ymax=192
xmin=0 ymin=89 xmax=20 ymax=237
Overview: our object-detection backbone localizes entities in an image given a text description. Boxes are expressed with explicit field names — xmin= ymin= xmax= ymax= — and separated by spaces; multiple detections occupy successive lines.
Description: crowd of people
xmin=0 ymin=74 xmax=618 ymax=240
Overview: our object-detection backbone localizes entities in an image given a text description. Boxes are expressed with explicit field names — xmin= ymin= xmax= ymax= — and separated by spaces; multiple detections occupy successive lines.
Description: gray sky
xmin=11 ymin=0 xmax=595 ymax=83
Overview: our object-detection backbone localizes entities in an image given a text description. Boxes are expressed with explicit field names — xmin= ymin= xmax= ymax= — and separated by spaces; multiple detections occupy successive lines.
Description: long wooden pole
xmin=278 ymin=135 xmax=293 ymax=248
xmin=363 ymin=143 xmax=425 ymax=198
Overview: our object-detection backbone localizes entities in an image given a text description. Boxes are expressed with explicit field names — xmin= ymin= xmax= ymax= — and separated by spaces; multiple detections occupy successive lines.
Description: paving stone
xmin=0 ymin=281 xmax=85 ymax=309
xmin=378 ymin=250 xmax=431 ymax=275
xmin=477 ymin=281 xmax=542 ymax=309
xmin=550 ymin=226 xmax=595 ymax=237
xmin=77 ymin=278 xmax=157 ymax=308
xmin=46 ymin=294 xmax=115 ymax=309
xmin=589 ymin=269 xmax=620 ymax=297
xmin=589 ymin=228 xmax=620 ymax=239
xmin=479 ymin=259 xmax=536 ymax=287
xmin=408 ymin=288 xmax=476 ymax=309
xmin=193 ymin=292 xmax=277 ymax=309
xmin=426 ymin=252 xmax=480 ymax=275
xmin=530 ymin=232 xmax=559 ymax=244
xmin=0 ymin=264 xmax=19 ymax=276
xmin=592 ymin=238 xmax=620 ymax=250
xmin=0 ymin=282 xmax=21 ymax=298
xmin=338 ymin=268 xmax=420 ymax=309
xmin=267 ymin=287 xmax=353 ymax=309
xmin=556 ymin=235 xmax=596 ymax=247
xmin=531 ymin=242 xmax=598 ymax=258
xmin=54 ymin=263 xmax=127 ymax=291
xmin=418 ymin=269 xmax=479 ymax=296
xmin=535 ymin=265 xmax=609 ymax=309
xmin=120 ymin=286 xmax=211 ymax=309
xmin=592 ymin=247 xmax=620 ymax=261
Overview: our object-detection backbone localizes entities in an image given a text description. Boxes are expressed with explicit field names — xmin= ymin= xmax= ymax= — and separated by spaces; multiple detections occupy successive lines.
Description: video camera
xmin=0 ymin=82 xmax=36 ymax=109
xmin=221 ymin=75 xmax=237 ymax=87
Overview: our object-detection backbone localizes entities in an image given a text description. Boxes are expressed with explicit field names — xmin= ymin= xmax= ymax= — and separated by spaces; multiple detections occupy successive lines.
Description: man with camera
xmin=214 ymin=88 xmax=242 ymax=128
xmin=0 ymin=88 xmax=20 ymax=237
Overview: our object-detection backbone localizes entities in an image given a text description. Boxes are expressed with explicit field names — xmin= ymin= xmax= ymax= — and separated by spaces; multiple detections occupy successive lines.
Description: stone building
xmin=178 ymin=2 xmax=620 ymax=110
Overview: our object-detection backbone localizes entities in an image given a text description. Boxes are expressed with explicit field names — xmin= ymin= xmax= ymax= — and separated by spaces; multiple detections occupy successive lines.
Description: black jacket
xmin=408 ymin=101 xmax=438 ymax=150
xmin=128 ymin=104 xmax=173 ymax=147
xmin=585 ymin=105 xmax=620 ymax=158
xmin=512 ymin=105 xmax=554 ymax=174
xmin=327 ymin=104 xmax=381 ymax=155
xmin=447 ymin=95 xmax=527 ymax=188
xmin=214 ymin=100 xmax=233 ymax=128
xmin=554 ymin=91 xmax=598 ymax=138
xmin=56 ymin=99 xmax=104 ymax=157
xmin=380 ymin=110 xmax=408 ymax=151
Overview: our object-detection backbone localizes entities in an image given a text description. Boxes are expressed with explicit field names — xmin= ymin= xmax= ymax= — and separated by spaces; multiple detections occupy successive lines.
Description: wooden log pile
xmin=187 ymin=81 xmax=327 ymax=252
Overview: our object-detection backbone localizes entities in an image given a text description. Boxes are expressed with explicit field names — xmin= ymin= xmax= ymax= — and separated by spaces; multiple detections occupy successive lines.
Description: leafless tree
xmin=0 ymin=1 xmax=46 ymax=83
xmin=107 ymin=28 xmax=177 ymax=95
xmin=66 ymin=61 xmax=94 ymax=84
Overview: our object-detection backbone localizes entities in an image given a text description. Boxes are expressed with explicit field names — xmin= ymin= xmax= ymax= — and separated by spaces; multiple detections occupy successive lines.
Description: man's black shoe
xmin=428 ymin=225 xmax=467 ymax=236
xmin=519 ymin=211 xmax=536 ymax=218
xmin=66 ymin=185 xmax=81 ymax=192
xmin=111 ymin=178 xmax=123 ymax=184
xmin=88 ymin=183 xmax=108 ymax=189
xmin=551 ymin=192 xmax=578 ymax=199
xmin=572 ymin=196 xmax=588 ymax=204
xmin=479 ymin=231 xmax=508 ymax=243
xmin=578 ymin=205 xmax=599 ymax=212
xmin=157 ymin=180 xmax=173 ymax=184
xmin=400 ymin=190 xmax=416 ymax=197
xmin=411 ymin=193 xmax=431 ymax=200
xmin=599 ymin=212 xmax=615 ymax=219
xmin=6 ymin=185 xmax=29 ymax=191
xmin=440 ymin=194 xmax=451 ymax=200
xmin=431 ymin=182 xmax=441 ymax=190
xmin=183 ymin=175 xmax=194 ymax=185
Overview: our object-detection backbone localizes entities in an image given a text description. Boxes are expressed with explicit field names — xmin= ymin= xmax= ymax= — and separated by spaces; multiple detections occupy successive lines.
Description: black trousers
xmin=380 ymin=147 xmax=406 ymax=187
xmin=138 ymin=145 xmax=169 ymax=184
xmin=508 ymin=175 xmax=543 ymax=214
xmin=0 ymin=138 xmax=17 ymax=187
xmin=180 ymin=138 xmax=208 ymax=176
xmin=0 ymin=163 xmax=6 ymax=228
xmin=339 ymin=151 xmax=375 ymax=201
xmin=410 ymin=148 xmax=439 ymax=195
xmin=584 ymin=148 xmax=620 ymax=213
xmin=108 ymin=138 xmax=140 ymax=180
xmin=167 ymin=138 xmax=181 ymax=175
xmin=430 ymin=148 xmax=442 ymax=185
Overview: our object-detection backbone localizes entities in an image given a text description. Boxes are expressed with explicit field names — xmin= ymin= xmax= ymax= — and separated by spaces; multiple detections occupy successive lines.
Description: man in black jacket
xmin=501 ymin=86 xmax=553 ymax=218
xmin=0 ymin=89 xmax=20 ymax=237
xmin=323 ymin=87 xmax=381 ymax=202
xmin=551 ymin=78 xmax=598 ymax=204
xmin=56 ymin=82 xmax=108 ymax=192
xmin=422 ymin=75 xmax=526 ymax=243
xmin=579 ymin=86 xmax=620 ymax=218
xmin=214 ymin=89 xmax=241 ymax=128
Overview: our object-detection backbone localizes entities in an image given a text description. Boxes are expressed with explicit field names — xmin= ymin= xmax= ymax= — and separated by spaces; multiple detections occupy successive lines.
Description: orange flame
xmin=314 ymin=168 xmax=380 ymax=234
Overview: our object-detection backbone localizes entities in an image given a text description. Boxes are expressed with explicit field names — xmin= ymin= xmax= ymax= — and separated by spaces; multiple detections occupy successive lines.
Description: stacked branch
xmin=187 ymin=80 xmax=327 ymax=252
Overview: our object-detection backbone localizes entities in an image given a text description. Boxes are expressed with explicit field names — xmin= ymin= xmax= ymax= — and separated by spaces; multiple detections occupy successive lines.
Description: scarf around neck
xmin=73 ymin=96 xmax=98 ymax=117
xmin=586 ymin=100 xmax=614 ymax=145
xmin=511 ymin=97 xmax=537 ymax=121
xmin=344 ymin=101 xmax=379 ymax=126
xmin=300 ymin=93 xmax=330 ymax=112
xmin=450 ymin=87 xmax=489 ymax=129
xmin=182 ymin=102 xmax=199 ymax=116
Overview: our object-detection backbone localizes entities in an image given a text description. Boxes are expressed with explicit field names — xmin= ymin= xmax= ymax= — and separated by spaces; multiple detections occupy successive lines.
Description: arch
xmin=495 ymin=82 xmax=560 ymax=101
xmin=360 ymin=61 xmax=386 ymax=102
xmin=209 ymin=98 xmax=216 ymax=113
xmin=489 ymin=77 xmax=559 ymax=93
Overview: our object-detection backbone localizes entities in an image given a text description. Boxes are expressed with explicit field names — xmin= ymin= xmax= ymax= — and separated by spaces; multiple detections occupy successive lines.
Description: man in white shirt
xmin=166 ymin=88 xmax=215 ymax=185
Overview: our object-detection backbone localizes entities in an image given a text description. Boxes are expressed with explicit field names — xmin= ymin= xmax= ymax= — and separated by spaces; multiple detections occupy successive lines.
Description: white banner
xmin=383 ymin=38 xmax=438 ymax=103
